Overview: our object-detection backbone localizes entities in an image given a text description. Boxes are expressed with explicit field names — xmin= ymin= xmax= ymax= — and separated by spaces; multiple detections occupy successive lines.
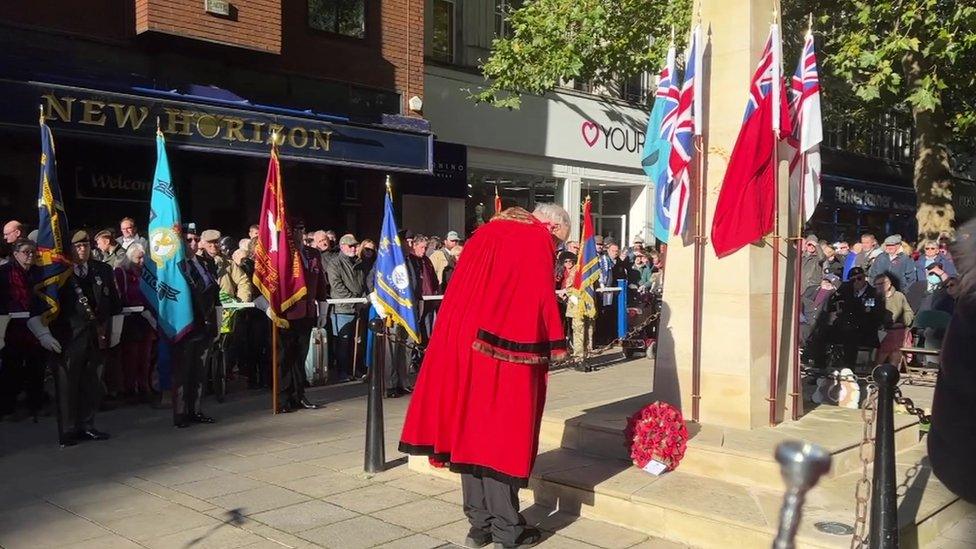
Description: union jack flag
xmin=666 ymin=24 xmax=702 ymax=237
xmin=744 ymin=31 xmax=776 ymax=122
xmin=788 ymin=31 xmax=823 ymax=222
xmin=642 ymin=43 xmax=679 ymax=244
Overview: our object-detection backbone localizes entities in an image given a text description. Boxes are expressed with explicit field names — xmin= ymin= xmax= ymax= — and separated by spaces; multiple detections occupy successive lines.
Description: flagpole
xmin=690 ymin=10 xmax=704 ymax=424
xmin=272 ymin=324 xmax=279 ymax=414
xmin=767 ymin=11 xmax=782 ymax=426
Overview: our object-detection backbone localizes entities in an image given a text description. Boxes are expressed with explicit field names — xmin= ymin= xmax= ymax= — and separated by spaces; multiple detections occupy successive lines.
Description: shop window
xmin=494 ymin=0 xmax=523 ymax=39
xmin=620 ymin=73 xmax=646 ymax=104
xmin=431 ymin=0 xmax=456 ymax=63
xmin=308 ymin=0 xmax=365 ymax=39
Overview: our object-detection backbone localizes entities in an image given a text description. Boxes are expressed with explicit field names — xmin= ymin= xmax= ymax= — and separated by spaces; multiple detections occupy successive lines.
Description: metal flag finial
xmin=385 ymin=174 xmax=392 ymax=195
xmin=38 ymin=104 xmax=44 ymax=125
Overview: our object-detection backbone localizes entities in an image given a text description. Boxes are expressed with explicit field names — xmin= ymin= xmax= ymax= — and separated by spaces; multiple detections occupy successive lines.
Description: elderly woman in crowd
xmin=873 ymin=272 xmax=914 ymax=367
xmin=113 ymin=243 xmax=157 ymax=402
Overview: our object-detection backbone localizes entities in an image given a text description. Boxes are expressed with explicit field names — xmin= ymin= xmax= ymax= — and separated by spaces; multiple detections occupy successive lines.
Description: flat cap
xmin=594 ymin=235 xmax=604 ymax=244
xmin=71 ymin=230 xmax=90 ymax=244
xmin=883 ymin=234 xmax=903 ymax=246
xmin=201 ymin=229 xmax=221 ymax=242
xmin=339 ymin=234 xmax=359 ymax=246
xmin=94 ymin=229 xmax=114 ymax=241
xmin=445 ymin=230 xmax=461 ymax=241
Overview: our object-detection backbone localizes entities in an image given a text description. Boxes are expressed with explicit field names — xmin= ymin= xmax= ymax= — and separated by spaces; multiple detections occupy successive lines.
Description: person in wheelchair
xmin=805 ymin=267 xmax=884 ymax=369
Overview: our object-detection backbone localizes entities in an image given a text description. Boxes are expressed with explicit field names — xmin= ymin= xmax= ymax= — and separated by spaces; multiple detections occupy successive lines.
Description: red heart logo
xmin=581 ymin=121 xmax=600 ymax=147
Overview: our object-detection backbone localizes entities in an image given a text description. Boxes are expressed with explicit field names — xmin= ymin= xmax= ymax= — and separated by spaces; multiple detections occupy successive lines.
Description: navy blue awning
xmin=0 ymin=77 xmax=432 ymax=174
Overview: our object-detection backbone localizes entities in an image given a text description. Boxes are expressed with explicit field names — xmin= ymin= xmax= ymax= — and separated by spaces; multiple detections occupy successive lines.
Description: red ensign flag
xmin=252 ymin=145 xmax=307 ymax=328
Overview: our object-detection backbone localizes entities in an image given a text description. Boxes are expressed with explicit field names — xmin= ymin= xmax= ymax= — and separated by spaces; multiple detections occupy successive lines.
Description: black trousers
xmin=172 ymin=336 xmax=208 ymax=423
xmin=51 ymin=330 xmax=102 ymax=439
xmin=385 ymin=324 xmax=409 ymax=391
xmin=0 ymin=344 xmax=45 ymax=414
xmin=277 ymin=317 xmax=313 ymax=403
xmin=461 ymin=473 xmax=525 ymax=545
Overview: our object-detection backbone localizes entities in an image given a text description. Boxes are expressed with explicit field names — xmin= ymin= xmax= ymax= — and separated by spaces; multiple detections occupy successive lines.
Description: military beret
xmin=200 ymin=229 xmax=221 ymax=242
xmin=71 ymin=230 xmax=90 ymax=244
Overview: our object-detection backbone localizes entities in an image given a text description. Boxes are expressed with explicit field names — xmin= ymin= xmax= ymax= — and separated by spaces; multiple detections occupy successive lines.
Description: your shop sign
xmin=580 ymin=120 xmax=645 ymax=155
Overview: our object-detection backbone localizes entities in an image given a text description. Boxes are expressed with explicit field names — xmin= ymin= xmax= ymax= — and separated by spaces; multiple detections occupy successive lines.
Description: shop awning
xmin=0 ymin=78 xmax=433 ymax=174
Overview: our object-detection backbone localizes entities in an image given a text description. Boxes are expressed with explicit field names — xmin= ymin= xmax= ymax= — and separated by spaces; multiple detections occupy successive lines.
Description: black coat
xmin=49 ymin=260 xmax=122 ymax=344
xmin=181 ymin=255 xmax=220 ymax=340
xmin=928 ymin=292 xmax=976 ymax=503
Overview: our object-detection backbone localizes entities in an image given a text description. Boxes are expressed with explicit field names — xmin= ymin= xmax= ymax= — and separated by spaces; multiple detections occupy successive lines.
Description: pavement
xmin=0 ymin=361 xmax=685 ymax=549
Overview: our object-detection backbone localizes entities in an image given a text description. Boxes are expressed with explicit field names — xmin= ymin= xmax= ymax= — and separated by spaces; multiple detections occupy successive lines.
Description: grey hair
xmin=121 ymin=242 xmax=145 ymax=270
xmin=533 ymin=203 xmax=571 ymax=228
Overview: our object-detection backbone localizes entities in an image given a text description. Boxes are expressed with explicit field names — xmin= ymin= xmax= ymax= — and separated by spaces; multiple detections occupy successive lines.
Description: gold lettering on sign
xmin=249 ymin=121 xmax=265 ymax=143
xmin=196 ymin=114 xmax=221 ymax=139
xmin=224 ymin=117 xmax=246 ymax=142
xmin=80 ymin=100 xmax=107 ymax=126
xmin=108 ymin=103 xmax=150 ymax=130
xmin=163 ymin=108 xmax=194 ymax=136
xmin=268 ymin=124 xmax=286 ymax=146
xmin=42 ymin=93 xmax=75 ymax=122
xmin=309 ymin=130 xmax=332 ymax=151
xmin=288 ymin=127 xmax=308 ymax=148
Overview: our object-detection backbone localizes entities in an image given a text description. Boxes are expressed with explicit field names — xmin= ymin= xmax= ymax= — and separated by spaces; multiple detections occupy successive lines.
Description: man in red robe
xmin=399 ymin=204 xmax=570 ymax=549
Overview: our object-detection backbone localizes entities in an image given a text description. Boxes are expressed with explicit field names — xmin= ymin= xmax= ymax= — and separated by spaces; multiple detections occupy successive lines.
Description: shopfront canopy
xmin=0 ymin=77 xmax=432 ymax=174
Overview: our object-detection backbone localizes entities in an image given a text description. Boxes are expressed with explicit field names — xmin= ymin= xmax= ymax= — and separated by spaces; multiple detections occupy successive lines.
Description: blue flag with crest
xmin=371 ymin=181 xmax=420 ymax=342
xmin=140 ymin=131 xmax=194 ymax=341
xmin=33 ymin=116 xmax=72 ymax=324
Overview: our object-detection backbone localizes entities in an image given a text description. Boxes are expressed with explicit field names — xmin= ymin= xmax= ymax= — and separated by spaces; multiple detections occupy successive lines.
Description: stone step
xmin=409 ymin=442 xmax=970 ymax=549
xmin=541 ymin=402 xmax=922 ymax=491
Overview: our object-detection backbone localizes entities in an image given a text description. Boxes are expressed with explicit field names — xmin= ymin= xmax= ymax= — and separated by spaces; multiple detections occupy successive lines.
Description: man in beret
xmin=29 ymin=230 xmax=121 ymax=446
xmin=93 ymin=229 xmax=125 ymax=269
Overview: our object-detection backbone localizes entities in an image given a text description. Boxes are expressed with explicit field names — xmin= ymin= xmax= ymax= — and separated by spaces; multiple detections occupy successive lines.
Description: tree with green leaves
xmin=476 ymin=0 xmax=976 ymax=239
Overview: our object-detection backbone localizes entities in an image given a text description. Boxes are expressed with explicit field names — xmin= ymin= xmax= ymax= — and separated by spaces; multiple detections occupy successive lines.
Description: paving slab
xmin=298 ymin=515 xmax=414 ymax=549
xmin=250 ymin=500 xmax=358 ymax=533
xmin=324 ymin=484 xmax=425 ymax=514
xmin=209 ymin=485 xmax=311 ymax=515
xmin=372 ymin=498 xmax=463 ymax=532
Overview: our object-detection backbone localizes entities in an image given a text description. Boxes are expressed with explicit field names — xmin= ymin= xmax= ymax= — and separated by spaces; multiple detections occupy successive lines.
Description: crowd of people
xmin=0 ymin=216 xmax=463 ymax=444
xmin=0 ymin=208 xmax=960 ymax=447
xmin=798 ymin=232 xmax=959 ymax=370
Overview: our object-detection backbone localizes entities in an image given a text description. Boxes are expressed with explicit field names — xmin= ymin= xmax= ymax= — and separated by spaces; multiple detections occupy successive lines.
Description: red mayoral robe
xmin=399 ymin=208 xmax=568 ymax=487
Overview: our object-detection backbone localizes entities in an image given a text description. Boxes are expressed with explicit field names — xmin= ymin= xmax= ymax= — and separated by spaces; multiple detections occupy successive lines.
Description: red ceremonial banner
xmin=252 ymin=145 xmax=307 ymax=328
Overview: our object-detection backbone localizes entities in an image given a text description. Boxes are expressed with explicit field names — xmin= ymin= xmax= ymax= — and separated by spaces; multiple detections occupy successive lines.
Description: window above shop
xmin=431 ymin=0 xmax=456 ymax=63
xmin=308 ymin=0 xmax=366 ymax=39
xmin=494 ymin=0 xmax=523 ymax=39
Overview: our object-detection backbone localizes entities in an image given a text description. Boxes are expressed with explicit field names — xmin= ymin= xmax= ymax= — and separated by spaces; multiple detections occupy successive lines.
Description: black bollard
xmin=869 ymin=363 xmax=899 ymax=549
xmin=364 ymin=318 xmax=387 ymax=473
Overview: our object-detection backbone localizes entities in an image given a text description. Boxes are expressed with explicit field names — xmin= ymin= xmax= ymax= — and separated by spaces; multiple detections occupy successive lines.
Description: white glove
xmin=266 ymin=307 xmax=276 ymax=320
xmin=140 ymin=310 xmax=157 ymax=330
xmin=27 ymin=316 xmax=62 ymax=354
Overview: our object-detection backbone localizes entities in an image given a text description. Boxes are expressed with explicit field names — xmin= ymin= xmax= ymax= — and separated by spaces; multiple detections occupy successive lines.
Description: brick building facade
xmin=0 ymin=0 xmax=437 ymax=241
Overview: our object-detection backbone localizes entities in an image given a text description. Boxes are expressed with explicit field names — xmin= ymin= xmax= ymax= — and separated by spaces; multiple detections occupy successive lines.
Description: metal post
xmin=869 ymin=363 xmax=900 ymax=548
xmin=364 ymin=318 xmax=387 ymax=473
xmin=616 ymin=279 xmax=627 ymax=340
xmin=771 ymin=440 xmax=832 ymax=549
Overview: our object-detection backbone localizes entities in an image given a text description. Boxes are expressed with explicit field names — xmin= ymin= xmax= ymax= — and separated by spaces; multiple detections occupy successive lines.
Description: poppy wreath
xmin=625 ymin=401 xmax=689 ymax=472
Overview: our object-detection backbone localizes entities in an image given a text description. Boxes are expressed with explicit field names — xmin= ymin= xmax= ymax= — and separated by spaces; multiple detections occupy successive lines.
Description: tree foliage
xmin=472 ymin=0 xmax=692 ymax=108
xmin=476 ymin=0 xmax=976 ymax=236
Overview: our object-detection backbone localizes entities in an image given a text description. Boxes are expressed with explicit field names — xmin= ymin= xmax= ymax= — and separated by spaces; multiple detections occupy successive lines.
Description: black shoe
xmin=59 ymin=434 xmax=79 ymax=447
xmin=463 ymin=527 xmax=492 ymax=548
xmin=190 ymin=414 xmax=216 ymax=424
xmin=397 ymin=386 xmax=413 ymax=396
xmin=295 ymin=398 xmax=320 ymax=410
xmin=80 ymin=429 xmax=111 ymax=441
xmin=174 ymin=420 xmax=191 ymax=428
xmin=385 ymin=390 xmax=400 ymax=399
xmin=494 ymin=527 xmax=542 ymax=549
xmin=275 ymin=404 xmax=294 ymax=414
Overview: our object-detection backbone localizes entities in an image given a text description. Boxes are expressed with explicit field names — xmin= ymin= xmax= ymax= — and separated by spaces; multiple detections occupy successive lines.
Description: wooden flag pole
xmin=272 ymin=323 xmax=279 ymax=414
xmin=768 ymin=8 xmax=782 ymax=426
